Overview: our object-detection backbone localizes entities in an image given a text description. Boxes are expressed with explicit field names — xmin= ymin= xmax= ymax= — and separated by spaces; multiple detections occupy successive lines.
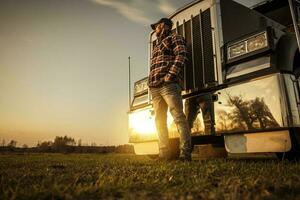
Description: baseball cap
xmin=150 ymin=18 xmax=173 ymax=30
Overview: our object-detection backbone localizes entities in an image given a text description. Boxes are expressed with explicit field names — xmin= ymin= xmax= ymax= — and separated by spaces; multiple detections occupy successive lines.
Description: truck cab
xmin=128 ymin=0 xmax=300 ymax=160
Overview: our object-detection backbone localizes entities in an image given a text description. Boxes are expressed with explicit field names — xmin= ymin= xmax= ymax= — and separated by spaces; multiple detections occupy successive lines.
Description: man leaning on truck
xmin=148 ymin=18 xmax=192 ymax=161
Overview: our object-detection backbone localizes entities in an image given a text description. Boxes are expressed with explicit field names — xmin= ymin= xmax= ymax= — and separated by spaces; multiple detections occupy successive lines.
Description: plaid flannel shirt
xmin=148 ymin=31 xmax=188 ymax=87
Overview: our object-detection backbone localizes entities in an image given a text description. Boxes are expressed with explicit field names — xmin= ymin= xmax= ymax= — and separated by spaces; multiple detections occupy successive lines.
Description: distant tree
xmin=37 ymin=141 xmax=53 ymax=147
xmin=22 ymin=144 xmax=28 ymax=148
xmin=91 ymin=142 xmax=97 ymax=147
xmin=1 ymin=139 xmax=5 ymax=147
xmin=37 ymin=141 xmax=53 ymax=152
xmin=77 ymin=139 xmax=82 ymax=147
xmin=53 ymin=136 xmax=75 ymax=146
xmin=115 ymin=144 xmax=134 ymax=153
xmin=52 ymin=135 xmax=76 ymax=152
xmin=7 ymin=140 xmax=17 ymax=148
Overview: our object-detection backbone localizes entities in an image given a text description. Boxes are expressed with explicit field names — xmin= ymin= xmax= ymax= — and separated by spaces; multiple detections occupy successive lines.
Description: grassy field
xmin=0 ymin=153 xmax=300 ymax=200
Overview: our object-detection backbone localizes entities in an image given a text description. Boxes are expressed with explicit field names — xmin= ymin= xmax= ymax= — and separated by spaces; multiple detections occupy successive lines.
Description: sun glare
xmin=129 ymin=109 xmax=156 ymax=136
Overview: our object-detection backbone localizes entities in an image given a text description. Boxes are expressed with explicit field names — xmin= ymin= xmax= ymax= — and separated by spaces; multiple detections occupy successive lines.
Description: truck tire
xmin=276 ymin=130 xmax=300 ymax=161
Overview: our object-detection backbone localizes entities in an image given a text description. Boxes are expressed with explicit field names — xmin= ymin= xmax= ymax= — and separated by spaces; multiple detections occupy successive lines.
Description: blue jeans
xmin=150 ymin=83 xmax=191 ymax=158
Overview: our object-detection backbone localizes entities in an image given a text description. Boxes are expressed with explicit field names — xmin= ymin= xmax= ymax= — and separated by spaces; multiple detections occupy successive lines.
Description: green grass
xmin=0 ymin=153 xmax=300 ymax=200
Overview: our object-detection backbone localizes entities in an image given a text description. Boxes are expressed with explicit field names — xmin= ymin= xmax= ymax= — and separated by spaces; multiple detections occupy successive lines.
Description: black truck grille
xmin=151 ymin=8 xmax=215 ymax=93
xmin=185 ymin=8 xmax=215 ymax=91
xmin=178 ymin=8 xmax=215 ymax=91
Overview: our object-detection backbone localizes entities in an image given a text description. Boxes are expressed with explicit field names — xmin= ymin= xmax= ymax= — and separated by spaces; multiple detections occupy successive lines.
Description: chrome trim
xmin=292 ymin=76 xmax=300 ymax=110
xmin=169 ymin=0 xmax=203 ymax=19
xmin=278 ymin=74 xmax=289 ymax=127
xmin=128 ymin=56 xmax=132 ymax=109
xmin=226 ymin=56 xmax=270 ymax=79
xmin=134 ymin=141 xmax=159 ymax=155
xmin=191 ymin=14 xmax=196 ymax=88
xmin=226 ymin=62 xmax=269 ymax=79
xmin=211 ymin=0 xmax=223 ymax=85
xmin=288 ymin=0 xmax=300 ymax=53
xmin=282 ymin=74 xmax=300 ymax=126
xmin=199 ymin=9 xmax=206 ymax=85
xmin=214 ymin=73 xmax=285 ymax=133
xmin=170 ymin=1 xmax=212 ymax=27
xmin=183 ymin=19 xmax=187 ymax=90
xmin=227 ymin=31 xmax=268 ymax=60
xmin=224 ymin=130 xmax=291 ymax=153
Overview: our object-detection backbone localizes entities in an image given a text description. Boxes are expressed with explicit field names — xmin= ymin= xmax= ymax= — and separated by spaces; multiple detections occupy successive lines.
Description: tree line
xmin=0 ymin=136 xmax=134 ymax=154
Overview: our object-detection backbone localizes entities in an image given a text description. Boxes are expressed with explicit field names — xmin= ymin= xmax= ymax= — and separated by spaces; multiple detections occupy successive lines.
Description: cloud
xmin=91 ymin=0 xmax=152 ymax=25
xmin=89 ymin=0 xmax=189 ymax=25
xmin=158 ymin=0 xmax=177 ymax=15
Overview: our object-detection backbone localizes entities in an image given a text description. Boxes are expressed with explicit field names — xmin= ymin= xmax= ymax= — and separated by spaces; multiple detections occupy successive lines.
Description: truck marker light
xmin=247 ymin=32 xmax=268 ymax=53
xmin=228 ymin=42 xmax=246 ymax=59
xmin=228 ymin=31 xmax=268 ymax=60
xmin=134 ymin=78 xmax=148 ymax=97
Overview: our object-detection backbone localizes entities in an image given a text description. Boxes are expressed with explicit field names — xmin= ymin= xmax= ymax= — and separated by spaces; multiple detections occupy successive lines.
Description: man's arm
xmin=165 ymin=34 xmax=188 ymax=82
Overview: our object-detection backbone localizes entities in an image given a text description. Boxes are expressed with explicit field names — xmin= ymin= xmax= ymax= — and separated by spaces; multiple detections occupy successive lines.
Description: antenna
xmin=128 ymin=56 xmax=132 ymax=109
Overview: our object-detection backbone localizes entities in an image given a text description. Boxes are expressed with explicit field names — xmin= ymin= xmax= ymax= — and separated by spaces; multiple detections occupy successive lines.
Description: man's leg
xmin=150 ymin=87 xmax=170 ymax=158
xmin=161 ymin=83 xmax=191 ymax=159
xmin=185 ymin=97 xmax=200 ymax=130
xmin=199 ymin=94 xmax=216 ymax=135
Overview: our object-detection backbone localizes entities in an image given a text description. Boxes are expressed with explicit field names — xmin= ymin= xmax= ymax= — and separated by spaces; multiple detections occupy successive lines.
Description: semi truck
xmin=128 ymin=0 xmax=300 ymax=160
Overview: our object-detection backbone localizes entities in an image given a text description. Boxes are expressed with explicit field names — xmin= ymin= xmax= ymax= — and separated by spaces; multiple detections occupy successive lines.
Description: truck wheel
xmin=276 ymin=148 xmax=300 ymax=162
xmin=276 ymin=152 xmax=300 ymax=161
xmin=276 ymin=130 xmax=300 ymax=161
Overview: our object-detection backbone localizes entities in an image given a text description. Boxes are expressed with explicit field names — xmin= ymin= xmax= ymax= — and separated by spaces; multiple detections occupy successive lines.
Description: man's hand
xmin=164 ymin=72 xmax=176 ymax=82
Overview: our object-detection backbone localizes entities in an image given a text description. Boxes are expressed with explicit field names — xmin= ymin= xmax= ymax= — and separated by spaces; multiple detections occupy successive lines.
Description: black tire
xmin=276 ymin=129 xmax=300 ymax=161
xmin=276 ymin=152 xmax=300 ymax=161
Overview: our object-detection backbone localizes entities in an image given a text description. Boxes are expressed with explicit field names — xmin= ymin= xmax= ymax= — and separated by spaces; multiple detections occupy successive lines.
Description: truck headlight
xmin=128 ymin=108 xmax=174 ymax=142
xmin=134 ymin=77 xmax=148 ymax=96
xmin=129 ymin=109 xmax=158 ymax=143
xmin=228 ymin=31 xmax=268 ymax=60
xmin=228 ymin=42 xmax=246 ymax=59
xmin=247 ymin=32 xmax=268 ymax=52
xmin=129 ymin=109 xmax=156 ymax=136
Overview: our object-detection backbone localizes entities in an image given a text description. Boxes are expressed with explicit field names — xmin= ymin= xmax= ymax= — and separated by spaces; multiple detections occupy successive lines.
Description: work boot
xmin=178 ymin=154 xmax=192 ymax=162
xmin=155 ymin=150 xmax=172 ymax=161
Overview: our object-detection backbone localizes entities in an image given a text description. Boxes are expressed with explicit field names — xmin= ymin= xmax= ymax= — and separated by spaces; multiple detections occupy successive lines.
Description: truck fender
xmin=276 ymin=34 xmax=298 ymax=73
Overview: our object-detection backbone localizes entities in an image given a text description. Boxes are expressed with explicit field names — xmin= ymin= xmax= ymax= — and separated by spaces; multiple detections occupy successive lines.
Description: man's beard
xmin=156 ymin=28 xmax=170 ymax=38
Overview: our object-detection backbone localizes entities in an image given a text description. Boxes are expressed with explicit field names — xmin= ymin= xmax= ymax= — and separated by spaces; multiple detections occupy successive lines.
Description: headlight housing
xmin=227 ymin=31 xmax=268 ymax=60
xmin=134 ymin=77 xmax=148 ymax=97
